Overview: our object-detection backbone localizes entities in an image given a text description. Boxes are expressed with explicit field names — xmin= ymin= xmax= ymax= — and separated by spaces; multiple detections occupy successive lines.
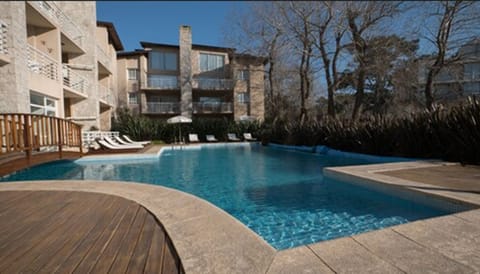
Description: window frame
xmin=127 ymin=68 xmax=138 ymax=80
xmin=199 ymin=53 xmax=225 ymax=72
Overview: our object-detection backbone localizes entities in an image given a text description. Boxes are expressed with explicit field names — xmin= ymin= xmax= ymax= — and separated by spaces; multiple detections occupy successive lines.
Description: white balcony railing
xmin=27 ymin=44 xmax=59 ymax=82
xmin=98 ymin=84 xmax=115 ymax=106
xmin=30 ymin=1 xmax=84 ymax=47
xmin=193 ymin=78 xmax=233 ymax=90
xmin=0 ymin=20 xmax=7 ymax=55
xmin=145 ymin=102 xmax=181 ymax=114
xmin=193 ymin=102 xmax=233 ymax=113
xmin=62 ymin=64 xmax=88 ymax=95
xmin=96 ymin=44 xmax=111 ymax=71
xmin=146 ymin=75 xmax=178 ymax=89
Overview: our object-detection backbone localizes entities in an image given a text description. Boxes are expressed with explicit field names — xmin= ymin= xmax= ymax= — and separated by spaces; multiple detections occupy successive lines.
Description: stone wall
xmin=179 ymin=25 xmax=192 ymax=118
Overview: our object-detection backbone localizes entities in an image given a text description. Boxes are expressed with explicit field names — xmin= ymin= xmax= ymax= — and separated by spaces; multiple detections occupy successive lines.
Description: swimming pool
xmin=0 ymin=144 xmax=469 ymax=249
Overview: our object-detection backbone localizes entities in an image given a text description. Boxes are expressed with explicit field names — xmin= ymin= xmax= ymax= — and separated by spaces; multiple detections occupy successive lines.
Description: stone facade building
xmin=0 ymin=3 xmax=266 ymax=131
xmin=117 ymin=26 xmax=266 ymax=122
xmin=0 ymin=1 xmax=122 ymax=130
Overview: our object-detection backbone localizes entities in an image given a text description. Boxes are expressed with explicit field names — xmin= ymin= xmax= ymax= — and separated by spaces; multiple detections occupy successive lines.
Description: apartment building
xmin=0 ymin=1 xmax=122 ymax=130
xmin=418 ymin=39 xmax=480 ymax=103
xmin=117 ymin=25 xmax=266 ymax=121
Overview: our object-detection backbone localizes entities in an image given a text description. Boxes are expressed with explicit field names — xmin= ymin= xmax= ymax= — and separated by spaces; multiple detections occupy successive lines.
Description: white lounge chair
xmin=95 ymin=139 xmax=142 ymax=151
xmin=104 ymin=136 xmax=144 ymax=149
xmin=206 ymin=135 xmax=218 ymax=142
xmin=114 ymin=135 xmax=134 ymax=146
xmin=189 ymin=134 xmax=200 ymax=143
xmin=243 ymin=133 xmax=257 ymax=141
xmin=122 ymin=135 xmax=151 ymax=145
xmin=227 ymin=133 xmax=241 ymax=141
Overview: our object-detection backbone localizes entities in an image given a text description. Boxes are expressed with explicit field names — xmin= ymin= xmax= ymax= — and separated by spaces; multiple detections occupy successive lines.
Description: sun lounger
xmin=243 ymin=133 xmax=257 ymax=141
xmin=95 ymin=139 xmax=142 ymax=152
xmin=122 ymin=135 xmax=151 ymax=145
xmin=103 ymin=136 xmax=144 ymax=149
xmin=227 ymin=133 xmax=241 ymax=142
xmin=114 ymin=135 xmax=134 ymax=146
xmin=189 ymin=134 xmax=199 ymax=143
xmin=206 ymin=135 xmax=218 ymax=142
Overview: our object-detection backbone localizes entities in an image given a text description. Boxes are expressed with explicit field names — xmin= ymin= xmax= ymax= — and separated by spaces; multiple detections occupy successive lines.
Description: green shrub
xmin=262 ymin=97 xmax=480 ymax=164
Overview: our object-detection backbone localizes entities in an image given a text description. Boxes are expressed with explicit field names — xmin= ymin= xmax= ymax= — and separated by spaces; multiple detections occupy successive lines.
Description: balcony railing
xmin=96 ymin=45 xmax=111 ymax=71
xmin=27 ymin=45 xmax=59 ymax=82
xmin=62 ymin=64 xmax=88 ymax=95
xmin=193 ymin=78 xmax=233 ymax=90
xmin=0 ymin=20 xmax=7 ymax=55
xmin=146 ymin=75 xmax=178 ymax=89
xmin=30 ymin=1 xmax=84 ymax=47
xmin=193 ymin=102 xmax=233 ymax=114
xmin=145 ymin=102 xmax=181 ymax=114
xmin=98 ymin=84 xmax=115 ymax=106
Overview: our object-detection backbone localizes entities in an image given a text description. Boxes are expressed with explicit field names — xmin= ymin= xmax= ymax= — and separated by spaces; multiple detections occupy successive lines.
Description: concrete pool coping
xmin=1 ymin=152 xmax=480 ymax=272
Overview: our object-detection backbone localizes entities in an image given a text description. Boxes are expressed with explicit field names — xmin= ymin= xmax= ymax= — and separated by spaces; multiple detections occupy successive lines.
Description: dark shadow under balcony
xmin=193 ymin=102 xmax=233 ymax=114
xmin=144 ymin=102 xmax=181 ymax=114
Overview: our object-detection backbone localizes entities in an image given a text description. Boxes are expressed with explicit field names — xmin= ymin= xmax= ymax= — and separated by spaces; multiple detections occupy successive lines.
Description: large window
xmin=127 ymin=68 xmax=138 ymax=80
xmin=199 ymin=53 xmax=225 ymax=72
xmin=149 ymin=51 xmax=177 ymax=71
xmin=30 ymin=92 xmax=57 ymax=116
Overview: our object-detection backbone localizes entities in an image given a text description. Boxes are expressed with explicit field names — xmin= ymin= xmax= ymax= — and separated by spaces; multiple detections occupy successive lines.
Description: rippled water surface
xmin=1 ymin=145 xmax=461 ymax=249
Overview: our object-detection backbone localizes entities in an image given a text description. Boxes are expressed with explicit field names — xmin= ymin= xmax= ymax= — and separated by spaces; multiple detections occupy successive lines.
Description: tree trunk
xmin=424 ymin=70 xmax=436 ymax=110
xmin=352 ymin=69 xmax=365 ymax=121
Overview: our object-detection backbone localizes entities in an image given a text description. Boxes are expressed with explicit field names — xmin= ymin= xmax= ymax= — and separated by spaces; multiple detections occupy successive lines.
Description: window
xmin=464 ymin=63 xmax=480 ymax=80
xmin=199 ymin=53 xmax=225 ymax=72
xmin=237 ymin=92 xmax=249 ymax=104
xmin=149 ymin=51 xmax=177 ymax=70
xmin=238 ymin=70 xmax=249 ymax=81
xmin=128 ymin=93 xmax=138 ymax=104
xmin=127 ymin=69 xmax=138 ymax=80
xmin=30 ymin=92 xmax=57 ymax=116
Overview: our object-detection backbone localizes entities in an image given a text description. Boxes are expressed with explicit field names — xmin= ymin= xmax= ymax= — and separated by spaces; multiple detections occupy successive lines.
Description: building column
xmin=179 ymin=25 xmax=192 ymax=118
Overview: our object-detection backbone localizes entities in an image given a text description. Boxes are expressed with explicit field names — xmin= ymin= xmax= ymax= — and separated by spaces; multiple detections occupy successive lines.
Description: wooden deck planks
xmin=0 ymin=190 xmax=183 ymax=274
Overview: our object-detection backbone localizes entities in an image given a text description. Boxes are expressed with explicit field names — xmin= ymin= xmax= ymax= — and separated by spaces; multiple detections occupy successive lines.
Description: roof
xmin=97 ymin=21 xmax=124 ymax=51
xmin=117 ymin=50 xmax=148 ymax=57
xmin=140 ymin=41 xmax=234 ymax=53
xmin=232 ymin=53 xmax=268 ymax=65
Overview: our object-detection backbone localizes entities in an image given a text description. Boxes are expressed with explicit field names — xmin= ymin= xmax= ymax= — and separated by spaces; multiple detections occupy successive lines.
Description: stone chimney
xmin=179 ymin=25 xmax=192 ymax=117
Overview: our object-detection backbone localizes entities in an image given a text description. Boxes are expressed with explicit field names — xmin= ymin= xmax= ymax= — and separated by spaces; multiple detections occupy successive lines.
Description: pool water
xmin=0 ymin=145 xmax=466 ymax=249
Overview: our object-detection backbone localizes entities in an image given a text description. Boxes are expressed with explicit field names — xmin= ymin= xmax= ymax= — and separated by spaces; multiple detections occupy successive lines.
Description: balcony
xmin=98 ymin=84 xmax=115 ymax=107
xmin=192 ymin=78 xmax=233 ymax=91
xmin=96 ymin=45 xmax=111 ymax=74
xmin=0 ymin=20 xmax=10 ymax=65
xmin=62 ymin=64 xmax=88 ymax=97
xmin=27 ymin=44 xmax=59 ymax=82
xmin=144 ymin=102 xmax=181 ymax=114
xmin=29 ymin=1 xmax=84 ymax=48
xmin=193 ymin=102 xmax=233 ymax=114
xmin=145 ymin=75 xmax=178 ymax=90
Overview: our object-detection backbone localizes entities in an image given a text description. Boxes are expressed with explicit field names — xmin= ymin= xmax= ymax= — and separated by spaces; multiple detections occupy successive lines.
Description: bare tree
xmin=418 ymin=1 xmax=480 ymax=110
xmin=310 ymin=1 xmax=347 ymax=118
xmin=277 ymin=2 xmax=318 ymax=124
xmin=344 ymin=1 xmax=403 ymax=120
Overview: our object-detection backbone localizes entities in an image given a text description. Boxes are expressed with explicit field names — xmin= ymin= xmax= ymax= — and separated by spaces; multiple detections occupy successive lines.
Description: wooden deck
xmin=0 ymin=190 xmax=184 ymax=273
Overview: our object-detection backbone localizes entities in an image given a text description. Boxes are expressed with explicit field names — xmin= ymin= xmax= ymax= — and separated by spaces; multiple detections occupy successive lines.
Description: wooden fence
xmin=0 ymin=113 xmax=82 ymax=160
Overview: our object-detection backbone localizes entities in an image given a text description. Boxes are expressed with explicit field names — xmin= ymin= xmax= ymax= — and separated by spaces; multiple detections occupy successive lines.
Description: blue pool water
xmin=0 ymin=144 xmax=467 ymax=249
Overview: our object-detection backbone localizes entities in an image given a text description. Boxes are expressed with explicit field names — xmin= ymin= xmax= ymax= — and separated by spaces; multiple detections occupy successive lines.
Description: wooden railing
xmin=0 ymin=113 xmax=82 ymax=159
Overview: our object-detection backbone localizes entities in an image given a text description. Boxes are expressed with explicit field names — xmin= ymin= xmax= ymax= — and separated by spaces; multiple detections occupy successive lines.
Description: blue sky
xmin=96 ymin=1 xmax=245 ymax=51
